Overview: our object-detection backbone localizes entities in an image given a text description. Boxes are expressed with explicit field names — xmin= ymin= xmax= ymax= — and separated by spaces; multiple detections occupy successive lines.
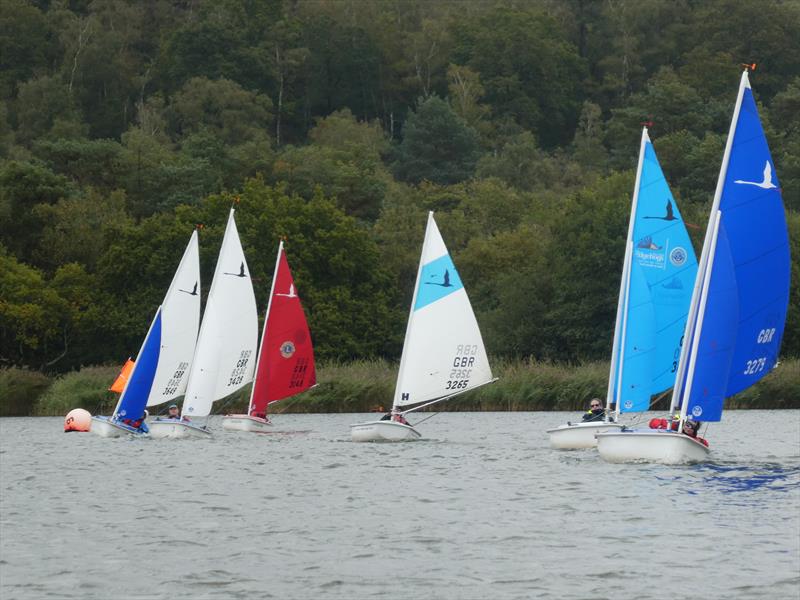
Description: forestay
xmin=393 ymin=212 xmax=493 ymax=411
xmin=678 ymin=71 xmax=791 ymax=423
xmin=182 ymin=209 xmax=258 ymax=418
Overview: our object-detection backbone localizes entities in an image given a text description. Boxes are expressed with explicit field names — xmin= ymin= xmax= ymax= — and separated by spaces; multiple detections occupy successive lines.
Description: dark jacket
xmin=582 ymin=409 xmax=606 ymax=422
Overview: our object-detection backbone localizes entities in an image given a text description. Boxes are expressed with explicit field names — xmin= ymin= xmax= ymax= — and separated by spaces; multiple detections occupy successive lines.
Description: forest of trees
xmin=1 ymin=0 xmax=799 ymax=376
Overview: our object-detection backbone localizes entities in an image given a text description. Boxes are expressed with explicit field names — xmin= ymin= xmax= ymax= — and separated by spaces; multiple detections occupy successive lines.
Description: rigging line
xmin=411 ymin=412 xmax=440 ymax=427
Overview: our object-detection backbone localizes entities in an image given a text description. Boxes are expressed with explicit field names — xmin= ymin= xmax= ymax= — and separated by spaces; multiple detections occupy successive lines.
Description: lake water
xmin=1 ymin=411 xmax=798 ymax=600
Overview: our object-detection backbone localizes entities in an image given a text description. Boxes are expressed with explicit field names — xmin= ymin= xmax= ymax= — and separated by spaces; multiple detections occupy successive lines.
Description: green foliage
xmin=33 ymin=365 xmax=119 ymax=416
xmin=451 ymin=5 xmax=587 ymax=148
xmin=392 ymin=95 xmax=481 ymax=185
xmin=0 ymin=367 xmax=52 ymax=416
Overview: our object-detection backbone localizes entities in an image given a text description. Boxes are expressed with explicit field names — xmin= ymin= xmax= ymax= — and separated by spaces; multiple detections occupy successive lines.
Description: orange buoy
xmin=64 ymin=408 xmax=92 ymax=432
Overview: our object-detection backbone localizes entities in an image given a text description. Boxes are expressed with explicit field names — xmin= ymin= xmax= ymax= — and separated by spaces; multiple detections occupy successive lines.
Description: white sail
xmin=182 ymin=209 xmax=258 ymax=418
xmin=146 ymin=230 xmax=201 ymax=406
xmin=393 ymin=212 xmax=493 ymax=410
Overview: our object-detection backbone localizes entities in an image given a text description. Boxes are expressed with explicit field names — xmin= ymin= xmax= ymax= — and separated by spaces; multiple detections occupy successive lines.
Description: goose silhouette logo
xmin=644 ymin=199 xmax=679 ymax=221
xmin=425 ymin=269 xmax=453 ymax=287
xmin=734 ymin=161 xmax=777 ymax=189
xmin=637 ymin=235 xmax=662 ymax=250
xmin=224 ymin=262 xmax=247 ymax=278
xmin=669 ymin=247 xmax=688 ymax=267
xmin=179 ymin=281 xmax=199 ymax=296
xmin=275 ymin=283 xmax=297 ymax=298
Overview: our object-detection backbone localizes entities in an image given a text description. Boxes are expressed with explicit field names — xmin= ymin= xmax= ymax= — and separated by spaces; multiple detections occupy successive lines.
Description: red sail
xmin=249 ymin=245 xmax=316 ymax=416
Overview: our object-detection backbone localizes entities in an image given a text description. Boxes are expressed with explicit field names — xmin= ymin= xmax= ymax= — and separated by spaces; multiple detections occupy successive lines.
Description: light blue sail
xmin=114 ymin=309 xmax=162 ymax=421
xmin=614 ymin=136 xmax=698 ymax=413
xmin=684 ymin=78 xmax=790 ymax=422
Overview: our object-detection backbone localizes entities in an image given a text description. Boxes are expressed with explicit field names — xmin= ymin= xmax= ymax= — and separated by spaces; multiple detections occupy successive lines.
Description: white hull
xmin=222 ymin=414 xmax=273 ymax=433
xmin=147 ymin=419 xmax=212 ymax=439
xmin=596 ymin=429 xmax=710 ymax=464
xmin=350 ymin=420 xmax=421 ymax=442
xmin=546 ymin=421 xmax=625 ymax=449
xmin=90 ymin=416 xmax=145 ymax=438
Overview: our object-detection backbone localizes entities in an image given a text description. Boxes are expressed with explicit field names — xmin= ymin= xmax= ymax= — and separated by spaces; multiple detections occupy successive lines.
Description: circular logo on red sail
xmin=280 ymin=341 xmax=296 ymax=358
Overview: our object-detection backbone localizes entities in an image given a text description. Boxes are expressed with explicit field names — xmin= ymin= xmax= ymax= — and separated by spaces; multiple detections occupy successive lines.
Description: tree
xmin=392 ymin=95 xmax=481 ymax=185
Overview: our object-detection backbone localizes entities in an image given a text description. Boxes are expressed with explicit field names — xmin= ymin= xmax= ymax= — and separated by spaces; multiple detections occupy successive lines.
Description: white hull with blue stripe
xmin=596 ymin=430 xmax=709 ymax=464
xmin=222 ymin=414 xmax=273 ymax=432
xmin=350 ymin=420 xmax=421 ymax=442
xmin=147 ymin=419 xmax=211 ymax=439
xmin=90 ymin=416 xmax=147 ymax=438
xmin=547 ymin=421 xmax=624 ymax=449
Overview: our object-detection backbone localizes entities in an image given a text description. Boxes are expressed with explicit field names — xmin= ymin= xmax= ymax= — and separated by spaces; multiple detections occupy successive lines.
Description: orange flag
xmin=109 ymin=358 xmax=135 ymax=393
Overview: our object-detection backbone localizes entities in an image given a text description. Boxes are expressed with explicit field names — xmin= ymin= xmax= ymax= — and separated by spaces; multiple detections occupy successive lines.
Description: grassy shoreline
xmin=2 ymin=357 xmax=798 ymax=417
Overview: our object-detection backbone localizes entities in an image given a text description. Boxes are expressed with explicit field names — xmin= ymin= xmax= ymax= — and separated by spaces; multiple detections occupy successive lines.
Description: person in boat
xmin=581 ymin=398 xmax=606 ymax=422
xmin=380 ymin=412 xmax=392 ymax=421
xmin=679 ymin=419 xmax=709 ymax=446
xmin=122 ymin=410 xmax=149 ymax=433
xmin=250 ymin=411 xmax=271 ymax=423
xmin=391 ymin=409 xmax=410 ymax=426
xmin=167 ymin=404 xmax=180 ymax=420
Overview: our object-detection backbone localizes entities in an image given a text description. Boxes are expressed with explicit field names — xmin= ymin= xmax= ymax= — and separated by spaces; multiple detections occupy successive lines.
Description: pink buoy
xmin=64 ymin=408 xmax=92 ymax=432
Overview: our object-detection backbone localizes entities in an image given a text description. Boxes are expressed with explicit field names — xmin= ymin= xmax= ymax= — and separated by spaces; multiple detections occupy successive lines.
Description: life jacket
xmin=648 ymin=418 xmax=679 ymax=431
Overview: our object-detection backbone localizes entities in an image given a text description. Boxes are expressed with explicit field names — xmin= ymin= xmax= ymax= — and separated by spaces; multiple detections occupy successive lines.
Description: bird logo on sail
xmin=224 ymin=262 xmax=247 ymax=277
xmin=425 ymin=269 xmax=453 ymax=287
xmin=179 ymin=281 xmax=199 ymax=295
xmin=275 ymin=283 xmax=298 ymax=298
xmin=644 ymin=199 xmax=679 ymax=221
xmin=636 ymin=236 xmax=662 ymax=250
xmin=734 ymin=161 xmax=777 ymax=189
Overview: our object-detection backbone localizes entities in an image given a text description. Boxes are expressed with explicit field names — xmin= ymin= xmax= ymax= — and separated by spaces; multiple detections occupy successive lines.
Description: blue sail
xmin=684 ymin=78 xmax=791 ymax=422
xmin=115 ymin=309 xmax=162 ymax=421
xmin=616 ymin=137 xmax=698 ymax=413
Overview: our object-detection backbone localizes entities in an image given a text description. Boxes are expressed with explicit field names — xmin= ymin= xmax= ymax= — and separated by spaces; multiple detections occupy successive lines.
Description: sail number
xmin=743 ymin=357 xmax=767 ymax=375
xmin=228 ymin=350 xmax=252 ymax=386
xmin=163 ymin=362 xmax=189 ymax=396
xmin=447 ymin=344 xmax=478 ymax=390
xmin=289 ymin=357 xmax=310 ymax=389
xmin=757 ymin=328 xmax=776 ymax=344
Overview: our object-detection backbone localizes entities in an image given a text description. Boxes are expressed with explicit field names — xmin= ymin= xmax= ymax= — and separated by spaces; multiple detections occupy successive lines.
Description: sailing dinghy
xmin=350 ymin=212 xmax=496 ymax=442
xmin=548 ymin=128 xmax=698 ymax=448
xmin=222 ymin=240 xmax=316 ymax=432
xmin=91 ymin=230 xmax=201 ymax=437
xmin=597 ymin=70 xmax=791 ymax=463
xmin=148 ymin=209 xmax=258 ymax=439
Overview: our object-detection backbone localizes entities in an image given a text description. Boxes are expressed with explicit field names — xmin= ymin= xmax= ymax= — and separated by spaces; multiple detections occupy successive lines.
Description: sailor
xmin=581 ymin=398 xmax=605 ymax=422
xmin=167 ymin=404 xmax=180 ymax=419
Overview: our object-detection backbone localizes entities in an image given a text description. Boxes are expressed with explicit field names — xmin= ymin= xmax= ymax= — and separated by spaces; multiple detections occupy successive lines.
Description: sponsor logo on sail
xmin=624 ymin=400 xmax=633 ymax=409
xmin=691 ymin=405 xmax=703 ymax=417
xmin=280 ymin=341 xmax=296 ymax=358
xmin=669 ymin=247 xmax=687 ymax=267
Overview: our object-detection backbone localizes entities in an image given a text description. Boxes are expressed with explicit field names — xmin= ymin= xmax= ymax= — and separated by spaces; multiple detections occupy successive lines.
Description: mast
xmin=668 ymin=71 xmax=749 ymax=421
xmin=392 ymin=211 xmax=433 ymax=410
xmin=606 ymin=127 xmax=649 ymax=420
xmin=247 ymin=240 xmax=283 ymax=415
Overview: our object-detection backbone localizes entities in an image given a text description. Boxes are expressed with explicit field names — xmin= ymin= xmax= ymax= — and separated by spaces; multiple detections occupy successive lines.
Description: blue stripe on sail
xmin=414 ymin=254 xmax=464 ymax=311
xmin=619 ymin=261 xmax=656 ymax=412
xmin=619 ymin=139 xmax=698 ymax=412
xmin=116 ymin=311 xmax=162 ymax=420
xmin=686 ymin=87 xmax=790 ymax=421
